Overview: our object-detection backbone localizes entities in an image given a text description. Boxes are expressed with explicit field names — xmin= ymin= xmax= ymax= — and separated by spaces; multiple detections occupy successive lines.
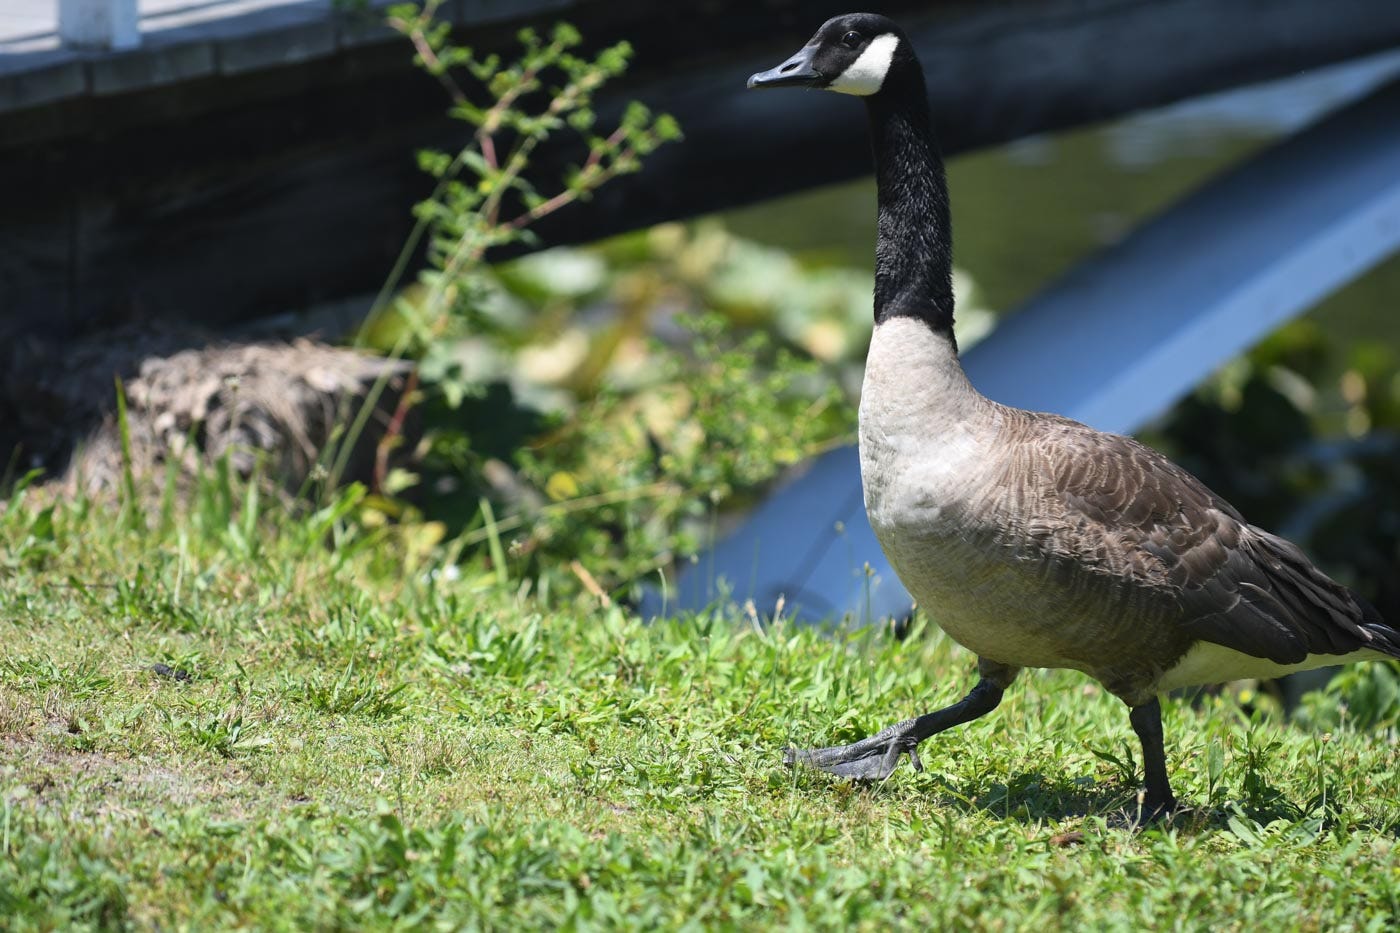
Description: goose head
xmin=747 ymin=13 xmax=914 ymax=97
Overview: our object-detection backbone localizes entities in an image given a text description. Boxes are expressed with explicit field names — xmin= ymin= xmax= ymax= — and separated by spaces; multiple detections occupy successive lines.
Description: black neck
xmin=865 ymin=75 xmax=955 ymax=343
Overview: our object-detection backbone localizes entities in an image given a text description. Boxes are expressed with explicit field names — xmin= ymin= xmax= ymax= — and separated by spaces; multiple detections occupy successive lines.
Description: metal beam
xmin=650 ymin=77 xmax=1400 ymax=624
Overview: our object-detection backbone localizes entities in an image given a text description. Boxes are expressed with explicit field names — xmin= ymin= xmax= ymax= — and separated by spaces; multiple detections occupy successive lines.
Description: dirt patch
xmin=1 ymin=736 xmax=271 ymax=825
xmin=0 ymin=686 xmax=37 ymax=739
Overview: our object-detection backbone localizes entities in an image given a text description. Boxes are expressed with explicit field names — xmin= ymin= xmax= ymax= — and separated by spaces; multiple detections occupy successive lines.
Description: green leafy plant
xmin=378 ymin=2 xmax=680 ymax=349
xmin=321 ymin=4 xmax=692 ymax=548
xmin=322 ymin=4 xmax=682 ymax=497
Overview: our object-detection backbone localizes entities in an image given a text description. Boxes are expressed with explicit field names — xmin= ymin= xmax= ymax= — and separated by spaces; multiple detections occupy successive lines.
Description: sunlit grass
xmin=1 ymin=469 xmax=1398 ymax=929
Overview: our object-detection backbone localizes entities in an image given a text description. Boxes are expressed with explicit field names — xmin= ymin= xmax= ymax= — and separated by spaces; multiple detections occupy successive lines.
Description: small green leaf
xmin=28 ymin=506 xmax=56 ymax=543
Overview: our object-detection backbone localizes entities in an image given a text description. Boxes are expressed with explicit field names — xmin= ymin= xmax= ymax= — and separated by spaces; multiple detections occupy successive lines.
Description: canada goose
xmin=749 ymin=13 xmax=1400 ymax=820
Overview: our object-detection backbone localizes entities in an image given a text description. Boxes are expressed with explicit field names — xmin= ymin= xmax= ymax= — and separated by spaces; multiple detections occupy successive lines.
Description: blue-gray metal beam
xmin=647 ymin=77 xmax=1400 ymax=624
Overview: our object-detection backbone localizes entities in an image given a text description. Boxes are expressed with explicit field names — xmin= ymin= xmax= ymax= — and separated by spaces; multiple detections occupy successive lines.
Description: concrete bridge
xmin=0 ymin=2 xmax=526 ymax=110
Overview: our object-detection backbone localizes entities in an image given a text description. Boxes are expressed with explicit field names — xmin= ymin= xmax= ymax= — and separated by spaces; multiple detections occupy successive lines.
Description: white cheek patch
xmin=829 ymin=33 xmax=900 ymax=96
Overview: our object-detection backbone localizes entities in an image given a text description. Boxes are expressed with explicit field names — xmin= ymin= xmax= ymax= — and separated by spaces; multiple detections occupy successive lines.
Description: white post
xmin=58 ymin=0 xmax=142 ymax=51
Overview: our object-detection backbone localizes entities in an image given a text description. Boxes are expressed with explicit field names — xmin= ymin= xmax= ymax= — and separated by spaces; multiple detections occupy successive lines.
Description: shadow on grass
xmin=793 ymin=765 xmax=1400 ymax=837
xmin=913 ymin=769 xmax=1154 ymax=830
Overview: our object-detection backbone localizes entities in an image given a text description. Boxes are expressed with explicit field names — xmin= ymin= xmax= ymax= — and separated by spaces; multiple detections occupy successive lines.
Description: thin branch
xmin=481 ymin=137 xmax=540 ymax=227
xmin=479 ymin=133 xmax=498 ymax=171
xmin=373 ymin=368 xmax=421 ymax=495
xmin=506 ymin=127 xmax=630 ymax=230
xmin=409 ymin=33 xmax=467 ymax=106
xmin=569 ymin=560 xmax=612 ymax=607
xmin=396 ymin=4 xmax=467 ymax=107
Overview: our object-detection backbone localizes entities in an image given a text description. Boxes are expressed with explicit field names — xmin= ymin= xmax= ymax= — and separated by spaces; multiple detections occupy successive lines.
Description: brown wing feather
xmin=1013 ymin=410 xmax=1394 ymax=664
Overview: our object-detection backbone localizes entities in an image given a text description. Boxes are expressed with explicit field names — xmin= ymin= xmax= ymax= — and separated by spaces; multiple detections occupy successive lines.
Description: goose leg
xmin=1128 ymin=698 xmax=1177 ymax=821
xmin=786 ymin=677 xmax=1004 ymax=781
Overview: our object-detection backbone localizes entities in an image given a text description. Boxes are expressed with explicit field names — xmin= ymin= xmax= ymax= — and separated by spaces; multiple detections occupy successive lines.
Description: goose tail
xmin=1353 ymin=590 xmax=1400 ymax=660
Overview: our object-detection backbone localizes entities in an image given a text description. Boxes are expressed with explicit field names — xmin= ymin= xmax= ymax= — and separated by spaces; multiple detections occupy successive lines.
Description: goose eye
xmin=841 ymin=31 xmax=862 ymax=49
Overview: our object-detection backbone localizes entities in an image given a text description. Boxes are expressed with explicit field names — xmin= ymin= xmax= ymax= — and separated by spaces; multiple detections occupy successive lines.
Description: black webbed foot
xmin=784 ymin=725 xmax=924 ymax=781
xmin=784 ymin=677 xmax=1005 ymax=783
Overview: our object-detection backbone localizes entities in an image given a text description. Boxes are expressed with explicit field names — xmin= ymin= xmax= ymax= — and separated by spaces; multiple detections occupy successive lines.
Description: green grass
xmin=2 ymin=475 xmax=1399 ymax=930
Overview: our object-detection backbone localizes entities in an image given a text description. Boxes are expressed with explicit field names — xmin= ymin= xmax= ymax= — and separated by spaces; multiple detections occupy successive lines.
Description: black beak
xmin=747 ymin=47 xmax=823 ymax=89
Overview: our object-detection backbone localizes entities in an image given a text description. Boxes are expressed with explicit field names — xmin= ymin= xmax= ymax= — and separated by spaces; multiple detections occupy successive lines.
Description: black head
xmin=747 ymin=13 xmax=915 ymax=97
